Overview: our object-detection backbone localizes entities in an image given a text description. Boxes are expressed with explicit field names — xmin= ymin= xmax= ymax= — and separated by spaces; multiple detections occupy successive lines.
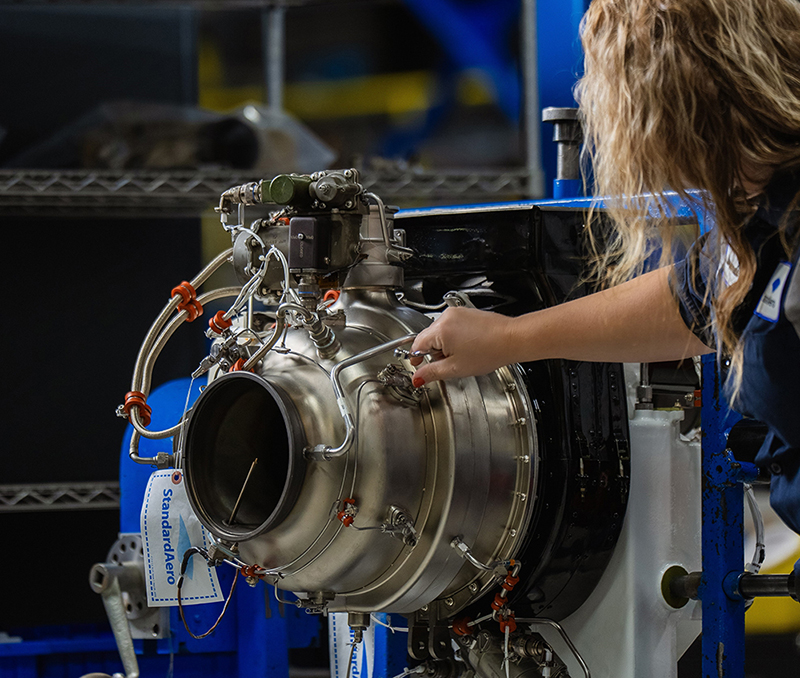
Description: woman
xmin=410 ymin=0 xmax=800 ymax=533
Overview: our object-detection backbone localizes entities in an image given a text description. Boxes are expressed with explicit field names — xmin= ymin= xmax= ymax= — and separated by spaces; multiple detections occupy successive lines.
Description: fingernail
xmin=412 ymin=376 xmax=425 ymax=388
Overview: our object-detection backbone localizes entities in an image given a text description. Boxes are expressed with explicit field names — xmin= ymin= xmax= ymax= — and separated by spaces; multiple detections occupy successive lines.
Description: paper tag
xmin=329 ymin=613 xmax=375 ymax=678
xmin=141 ymin=469 xmax=223 ymax=608
xmin=755 ymin=261 xmax=791 ymax=323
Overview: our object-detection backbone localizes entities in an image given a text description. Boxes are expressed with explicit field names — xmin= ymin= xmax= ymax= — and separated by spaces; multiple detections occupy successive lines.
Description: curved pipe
xmin=306 ymin=334 xmax=417 ymax=461
xmin=128 ymin=287 xmax=242 ymax=444
xmin=131 ymin=248 xmax=232 ymax=392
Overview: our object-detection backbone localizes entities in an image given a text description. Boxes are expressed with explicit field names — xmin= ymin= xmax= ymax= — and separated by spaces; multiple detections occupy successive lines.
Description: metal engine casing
xmin=184 ymin=288 xmax=536 ymax=615
xmin=174 ymin=171 xmax=630 ymax=655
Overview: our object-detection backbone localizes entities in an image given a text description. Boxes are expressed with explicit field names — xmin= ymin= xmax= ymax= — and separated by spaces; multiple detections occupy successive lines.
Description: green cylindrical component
xmin=268 ymin=174 xmax=313 ymax=205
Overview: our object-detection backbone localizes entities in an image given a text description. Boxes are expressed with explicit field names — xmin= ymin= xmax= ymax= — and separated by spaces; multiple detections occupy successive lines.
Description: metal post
xmin=521 ymin=0 xmax=545 ymax=198
xmin=700 ymin=355 xmax=746 ymax=678
xmin=263 ymin=4 xmax=285 ymax=112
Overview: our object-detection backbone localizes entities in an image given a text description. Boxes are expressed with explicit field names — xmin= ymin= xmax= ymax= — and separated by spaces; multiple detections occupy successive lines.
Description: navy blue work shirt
xmin=672 ymin=169 xmax=800 ymax=535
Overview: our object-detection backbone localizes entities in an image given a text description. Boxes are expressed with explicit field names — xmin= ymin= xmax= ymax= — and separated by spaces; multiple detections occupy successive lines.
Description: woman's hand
xmin=407 ymin=268 xmax=712 ymax=387
xmin=409 ymin=307 xmax=516 ymax=386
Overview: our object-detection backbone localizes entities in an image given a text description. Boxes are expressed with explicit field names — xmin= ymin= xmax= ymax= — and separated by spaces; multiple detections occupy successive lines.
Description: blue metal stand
xmin=699 ymin=355 xmax=759 ymax=678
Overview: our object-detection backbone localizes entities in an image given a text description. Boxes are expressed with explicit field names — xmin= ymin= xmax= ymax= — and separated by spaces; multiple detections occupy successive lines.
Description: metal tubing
xmin=521 ymin=0 xmax=544 ymax=198
xmin=241 ymin=314 xmax=286 ymax=372
xmin=735 ymin=573 xmax=796 ymax=599
xmin=670 ymin=571 xmax=702 ymax=601
xmin=129 ymin=286 xmax=242 ymax=440
xmin=264 ymin=5 xmax=285 ymax=112
xmin=515 ymin=618 xmax=591 ymax=678
xmin=307 ymin=334 xmax=417 ymax=461
xmin=131 ymin=248 xmax=232 ymax=391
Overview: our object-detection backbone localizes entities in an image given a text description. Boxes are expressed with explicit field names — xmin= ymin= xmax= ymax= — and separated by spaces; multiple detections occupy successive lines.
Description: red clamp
xmin=693 ymin=388 xmax=702 ymax=408
xmin=239 ymin=564 xmax=264 ymax=579
xmin=123 ymin=391 xmax=152 ymax=427
xmin=452 ymin=617 xmax=474 ymax=637
xmin=230 ymin=359 xmax=253 ymax=373
xmin=209 ymin=310 xmax=233 ymax=335
xmin=491 ymin=592 xmax=506 ymax=612
xmin=323 ymin=289 xmax=341 ymax=303
xmin=501 ymin=573 xmax=520 ymax=591
xmin=171 ymin=281 xmax=203 ymax=322
xmin=498 ymin=611 xmax=516 ymax=634
xmin=337 ymin=498 xmax=356 ymax=527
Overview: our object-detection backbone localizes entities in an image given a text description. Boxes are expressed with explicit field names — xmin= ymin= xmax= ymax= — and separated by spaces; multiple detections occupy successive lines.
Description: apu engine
xmin=111 ymin=168 xmax=637 ymax=678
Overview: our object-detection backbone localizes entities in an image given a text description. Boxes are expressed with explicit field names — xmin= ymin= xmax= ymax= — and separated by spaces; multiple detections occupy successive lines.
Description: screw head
xmin=445 ymin=597 xmax=454 ymax=607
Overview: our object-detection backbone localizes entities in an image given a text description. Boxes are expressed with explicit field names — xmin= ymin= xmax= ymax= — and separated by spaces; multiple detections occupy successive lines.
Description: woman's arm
xmin=409 ymin=266 xmax=713 ymax=385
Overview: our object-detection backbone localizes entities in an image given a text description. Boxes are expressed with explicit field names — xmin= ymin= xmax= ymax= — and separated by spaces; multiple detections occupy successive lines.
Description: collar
xmin=753 ymin=167 xmax=800 ymax=229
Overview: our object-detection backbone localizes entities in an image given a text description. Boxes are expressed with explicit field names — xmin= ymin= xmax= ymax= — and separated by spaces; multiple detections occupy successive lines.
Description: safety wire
xmin=390 ymin=666 xmax=426 ymax=678
xmin=370 ymin=614 xmax=409 ymax=633
xmin=173 ymin=375 xmax=196 ymax=469
xmin=744 ymin=483 xmax=766 ymax=574
xmin=176 ymin=547 xmax=238 ymax=640
xmin=345 ymin=640 xmax=359 ymax=678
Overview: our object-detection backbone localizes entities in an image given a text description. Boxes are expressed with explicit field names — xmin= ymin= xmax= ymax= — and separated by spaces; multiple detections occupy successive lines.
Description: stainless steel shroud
xmin=183 ymin=289 xmax=537 ymax=615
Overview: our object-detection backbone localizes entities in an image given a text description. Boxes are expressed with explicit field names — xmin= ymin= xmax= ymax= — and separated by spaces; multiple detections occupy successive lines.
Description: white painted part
xmin=329 ymin=613 xmax=376 ymax=678
xmin=538 ymin=365 xmax=702 ymax=678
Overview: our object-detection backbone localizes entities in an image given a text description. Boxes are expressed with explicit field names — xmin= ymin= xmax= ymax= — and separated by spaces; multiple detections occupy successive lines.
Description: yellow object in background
xmin=745 ymin=490 xmax=800 ymax=634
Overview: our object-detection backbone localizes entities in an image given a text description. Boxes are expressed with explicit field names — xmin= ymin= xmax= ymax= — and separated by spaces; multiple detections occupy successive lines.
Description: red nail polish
xmin=413 ymin=376 xmax=425 ymax=388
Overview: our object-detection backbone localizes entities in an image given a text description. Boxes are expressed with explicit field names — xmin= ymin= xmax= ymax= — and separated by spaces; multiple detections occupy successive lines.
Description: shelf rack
xmin=0 ymin=481 xmax=121 ymax=513
xmin=0 ymin=168 xmax=530 ymax=217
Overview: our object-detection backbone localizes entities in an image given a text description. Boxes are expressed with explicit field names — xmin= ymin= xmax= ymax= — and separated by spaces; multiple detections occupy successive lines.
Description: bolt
xmin=250 ymin=238 xmax=259 ymax=248
xmin=468 ymin=583 xmax=478 ymax=593
xmin=445 ymin=597 xmax=454 ymax=607
xmin=297 ymin=233 xmax=305 ymax=240
xmin=509 ymin=529 xmax=517 ymax=537
xmin=506 ymin=383 xmax=517 ymax=392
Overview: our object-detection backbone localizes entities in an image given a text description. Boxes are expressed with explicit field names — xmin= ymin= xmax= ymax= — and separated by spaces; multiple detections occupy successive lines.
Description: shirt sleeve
xmin=670 ymin=231 xmax=717 ymax=349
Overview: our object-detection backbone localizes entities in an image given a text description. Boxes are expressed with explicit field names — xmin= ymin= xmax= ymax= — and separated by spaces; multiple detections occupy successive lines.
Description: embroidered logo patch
xmin=755 ymin=261 xmax=792 ymax=323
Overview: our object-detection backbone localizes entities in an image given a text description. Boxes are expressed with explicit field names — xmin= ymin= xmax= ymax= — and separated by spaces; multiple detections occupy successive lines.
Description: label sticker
xmin=329 ymin=613 xmax=375 ymax=678
xmin=141 ymin=469 xmax=223 ymax=608
xmin=755 ymin=261 xmax=792 ymax=323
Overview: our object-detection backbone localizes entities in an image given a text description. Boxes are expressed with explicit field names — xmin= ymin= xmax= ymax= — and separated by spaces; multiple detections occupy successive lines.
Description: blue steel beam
xmin=700 ymin=355 xmax=748 ymax=678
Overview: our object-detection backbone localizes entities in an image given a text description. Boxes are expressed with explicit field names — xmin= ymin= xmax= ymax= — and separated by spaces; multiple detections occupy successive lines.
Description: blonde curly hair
xmin=576 ymin=0 xmax=800 ymax=399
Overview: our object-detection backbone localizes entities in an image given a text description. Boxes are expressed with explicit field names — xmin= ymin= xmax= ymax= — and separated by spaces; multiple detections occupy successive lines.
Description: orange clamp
xmin=323 ymin=289 xmax=341 ymax=303
xmin=123 ymin=391 xmax=152 ymax=427
xmin=209 ymin=310 xmax=233 ymax=334
xmin=240 ymin=564 xmax=264 ymax=579
xmin=491 ymin=593 xmax=506 ymax=611
xmin=502 ymin=573 xmax=520 ymax=591
xmin=337 ymin=498 xmax=356 ymax=527
xmin=452 ymin=617 xmax=473 ymax=637
xmin=498 ymin=612 xmax=516 ymax=634
xmin=230 ymin=359 xmax=253 ymax=373
xmin=171 ymin=281 xmax=203 ymax=322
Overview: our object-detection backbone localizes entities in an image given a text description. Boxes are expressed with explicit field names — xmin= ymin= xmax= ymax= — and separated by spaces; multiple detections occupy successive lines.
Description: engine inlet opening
xmin=183 ymin=372 xmax=306 ymax=541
